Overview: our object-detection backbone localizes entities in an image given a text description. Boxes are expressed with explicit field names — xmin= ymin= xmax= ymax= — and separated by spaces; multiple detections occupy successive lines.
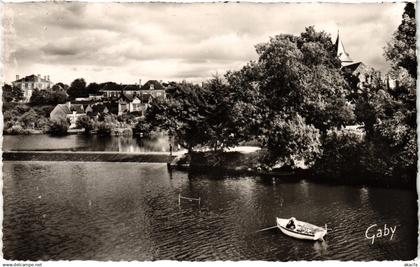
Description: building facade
xmin=50 ymin=102 xmax=85 ymax=129
xmin=139 ymin=80 xmax=166 ymax=100
xmin=100 ymin=80 xmax=167 ymax=100
xmin=117 ymin=93 xmax=147 ymax=115
xmin=12 ymin=74 xmax=53 ymax=102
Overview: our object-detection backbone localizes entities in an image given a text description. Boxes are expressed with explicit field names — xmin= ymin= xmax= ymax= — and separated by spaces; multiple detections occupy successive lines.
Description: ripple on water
xmin=2 ymin=161 xmax=417 ymax=261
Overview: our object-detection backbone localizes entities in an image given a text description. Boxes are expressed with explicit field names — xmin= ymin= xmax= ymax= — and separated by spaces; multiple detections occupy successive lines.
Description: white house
xmin=12 ymin=74 xmax=53 ymax=102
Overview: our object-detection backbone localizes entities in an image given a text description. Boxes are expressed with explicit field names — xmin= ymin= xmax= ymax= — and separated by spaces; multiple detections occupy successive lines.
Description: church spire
xmin=335 ymin=30 xmax=354 ymax=67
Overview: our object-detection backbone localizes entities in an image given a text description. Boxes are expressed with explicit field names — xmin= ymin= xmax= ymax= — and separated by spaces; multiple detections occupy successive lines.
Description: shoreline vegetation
xmin=3 ymin=5 xmax=416 ymax=189
xmin=168 ymin=148 xmax=415 ymax=190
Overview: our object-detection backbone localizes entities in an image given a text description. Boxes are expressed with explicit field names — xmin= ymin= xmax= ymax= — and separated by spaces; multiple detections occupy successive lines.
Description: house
xmin=100 ymin=81 xmax=142 ymax=98
xmin=115 ymin=80 xmax=167 ymax=115
xmin=100 ymin=79 xmax=167 ymax=101
xmin=117 ymin=93 xmax=147 ymax=115
xmin=50 ymin=102 xmax=85 ymax=128
xmin=75 ymin=94 xmax=104 ymax=102
xmin=12 ymin=74 xmax=53 ymax=102
xmin=139 ymin=80 xmax=166 ymax=100
xmin=85 ymin=104 xmax=110 ymax=118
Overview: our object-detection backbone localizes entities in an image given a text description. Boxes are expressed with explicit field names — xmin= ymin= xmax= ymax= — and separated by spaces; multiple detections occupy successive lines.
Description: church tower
xmin=335 ymin=31 xmax=354 ymax=67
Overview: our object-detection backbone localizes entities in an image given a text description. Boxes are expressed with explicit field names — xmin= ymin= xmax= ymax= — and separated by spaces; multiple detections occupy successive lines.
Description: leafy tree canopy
xmin=67 ymin=78 xmax=87 ymax=99
xmin=385 ymin=2 xmax=416 ymax=78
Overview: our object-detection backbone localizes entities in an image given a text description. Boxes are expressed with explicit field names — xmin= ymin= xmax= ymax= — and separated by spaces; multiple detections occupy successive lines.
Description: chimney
xmin=37 ymin=74 xmax=41 ymax=82
xmin=44 ymin=75 xmax=47 ymax=80
xmin=16 ymin=75 xmax=19 ymax=81
xmin=138 ymin=79 xmax=142 ymax=88
xmin=47 ymin=75 xmax=50 ymax=81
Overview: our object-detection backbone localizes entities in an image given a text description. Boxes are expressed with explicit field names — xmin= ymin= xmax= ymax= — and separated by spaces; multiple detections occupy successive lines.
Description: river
xmin=2 ymin=134 xmax=173 ymax=152
xmin=3 ymin=161 xmax=417 ymax=261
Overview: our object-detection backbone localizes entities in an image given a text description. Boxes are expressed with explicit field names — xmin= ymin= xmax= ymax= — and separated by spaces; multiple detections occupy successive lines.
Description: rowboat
xmin=276 ymin=217 xmax=327 ymax=241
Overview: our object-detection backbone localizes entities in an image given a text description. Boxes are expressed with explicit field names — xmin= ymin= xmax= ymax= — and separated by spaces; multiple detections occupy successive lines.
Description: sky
xmin=3 ymin=2 xmax=406 ymax=85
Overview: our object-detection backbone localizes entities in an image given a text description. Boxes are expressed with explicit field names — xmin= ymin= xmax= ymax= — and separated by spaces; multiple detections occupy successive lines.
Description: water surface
xmin=3 ymin=134 xmax=172 ymax=152
xmin=3 ymin=161 xmax=417 ymax=261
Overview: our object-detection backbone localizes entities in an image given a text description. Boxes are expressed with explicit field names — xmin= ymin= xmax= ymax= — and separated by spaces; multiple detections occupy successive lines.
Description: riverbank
xmin=169 ymin=150 xmax=416 ymax=189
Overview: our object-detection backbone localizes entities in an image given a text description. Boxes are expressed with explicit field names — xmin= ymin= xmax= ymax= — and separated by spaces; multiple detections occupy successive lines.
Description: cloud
xmin=4 ymin=2 xmax=406 ymax=84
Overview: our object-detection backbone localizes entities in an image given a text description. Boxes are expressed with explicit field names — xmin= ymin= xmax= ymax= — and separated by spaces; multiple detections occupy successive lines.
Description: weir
xmin=3 ymin=151 xmax=176 ymax=163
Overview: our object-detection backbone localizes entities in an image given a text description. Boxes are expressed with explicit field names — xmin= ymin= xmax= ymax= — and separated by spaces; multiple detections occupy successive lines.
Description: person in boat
xmin=286 ymin=217 xmax=296 ymax=230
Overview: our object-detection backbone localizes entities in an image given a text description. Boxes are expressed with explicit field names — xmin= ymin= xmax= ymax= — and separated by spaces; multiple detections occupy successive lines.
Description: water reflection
xmin=3 ymin=134 xmax=174 ymax=152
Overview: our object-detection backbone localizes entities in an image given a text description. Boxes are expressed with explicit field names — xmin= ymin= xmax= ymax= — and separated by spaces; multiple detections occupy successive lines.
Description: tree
xmin=385 ymin=2 xmax=416 ymax=78
xmin=200 ymin=75 xmax=240 ymax=151
xmin=76 ymin=115 xmax=94 ymax=133
xmin=86 ymin=82 xmax=101 ymax=95
xmin=253 ymin=26 xmax=354 ymax=133
xmin=51 ymin=82 xmax=69 ymax=92
xmin=133 ymin=118 xmax=151 ymax=136
xmin=2 ymin=84 xmax=24 ymax=103
xmin=145 ymin=82 xmax=210 ymax=152
xmin=67 ymin=78 xmax=87 ymax=99
xmin=265 ymin=113 xmax=322 ymax=166
xmin=224 ymin=27 xmax=354 ymax=166
xmin=225 ymin=62 xmax=271 ymax=146
xmin=30 ymin=89 xmax=68 ymax=105
xmin=354 ymin=3 xmax=417 ymax=180
xmin=48 ymin=118 xmax=69 ymax=136
xmin=314 ymin=128 xmax=364 ymax=179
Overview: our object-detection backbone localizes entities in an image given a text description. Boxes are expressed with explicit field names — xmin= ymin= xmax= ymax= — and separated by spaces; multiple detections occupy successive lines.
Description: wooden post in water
xmin=178 ymin=194 xmax=201 ymax=208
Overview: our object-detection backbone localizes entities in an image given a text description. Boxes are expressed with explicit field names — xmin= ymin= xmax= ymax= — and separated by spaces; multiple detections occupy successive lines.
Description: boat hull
xmin=276 ymin=218 xmax=327 ymax=241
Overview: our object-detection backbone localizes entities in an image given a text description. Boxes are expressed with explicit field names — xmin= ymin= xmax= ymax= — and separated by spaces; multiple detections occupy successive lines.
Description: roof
xmin=99 ymin=83 xmax=141 ymax=91
xmin=54 ymin=103 xmax=85 ymax=115
xmin=14 ymin=74 xmax=51 ymax=83
xmin=122 ymin=84 xmax=142 ymax=91
xmin=141 ymin=80 xmax=164 ymax=90
xmin=335 ymin=32 xmax=353 ymax=66
xmin=86 ymin=103 xmax=111 ymax=115
xmin=342 ymin=62 xmax=366 ymax=75
xmin=117 ymin=92 xmax=141 ymax=102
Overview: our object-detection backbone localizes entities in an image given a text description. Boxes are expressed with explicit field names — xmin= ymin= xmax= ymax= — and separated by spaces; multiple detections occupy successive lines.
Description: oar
xmin=255 ymin=225 xmax=278 ymax=233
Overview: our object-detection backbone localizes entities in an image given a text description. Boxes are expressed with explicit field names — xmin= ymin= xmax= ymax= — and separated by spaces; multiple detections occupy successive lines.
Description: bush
xmin=76 ymin=115 xmax=94 ymax=133
xmin=133 ymin=119 xmax=151 ymax=136
xmin=48 ymin=118 xmax=69 ymax=136
xmin=33 ymin=105 xmax=55 ymax=117
xmin=4 ymin=125 xmax=32 ymax=135
xmin=96 ymin=122 xmax=113 ymax=136
xmin=314 ymin=128 xmax=364 ymax=178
